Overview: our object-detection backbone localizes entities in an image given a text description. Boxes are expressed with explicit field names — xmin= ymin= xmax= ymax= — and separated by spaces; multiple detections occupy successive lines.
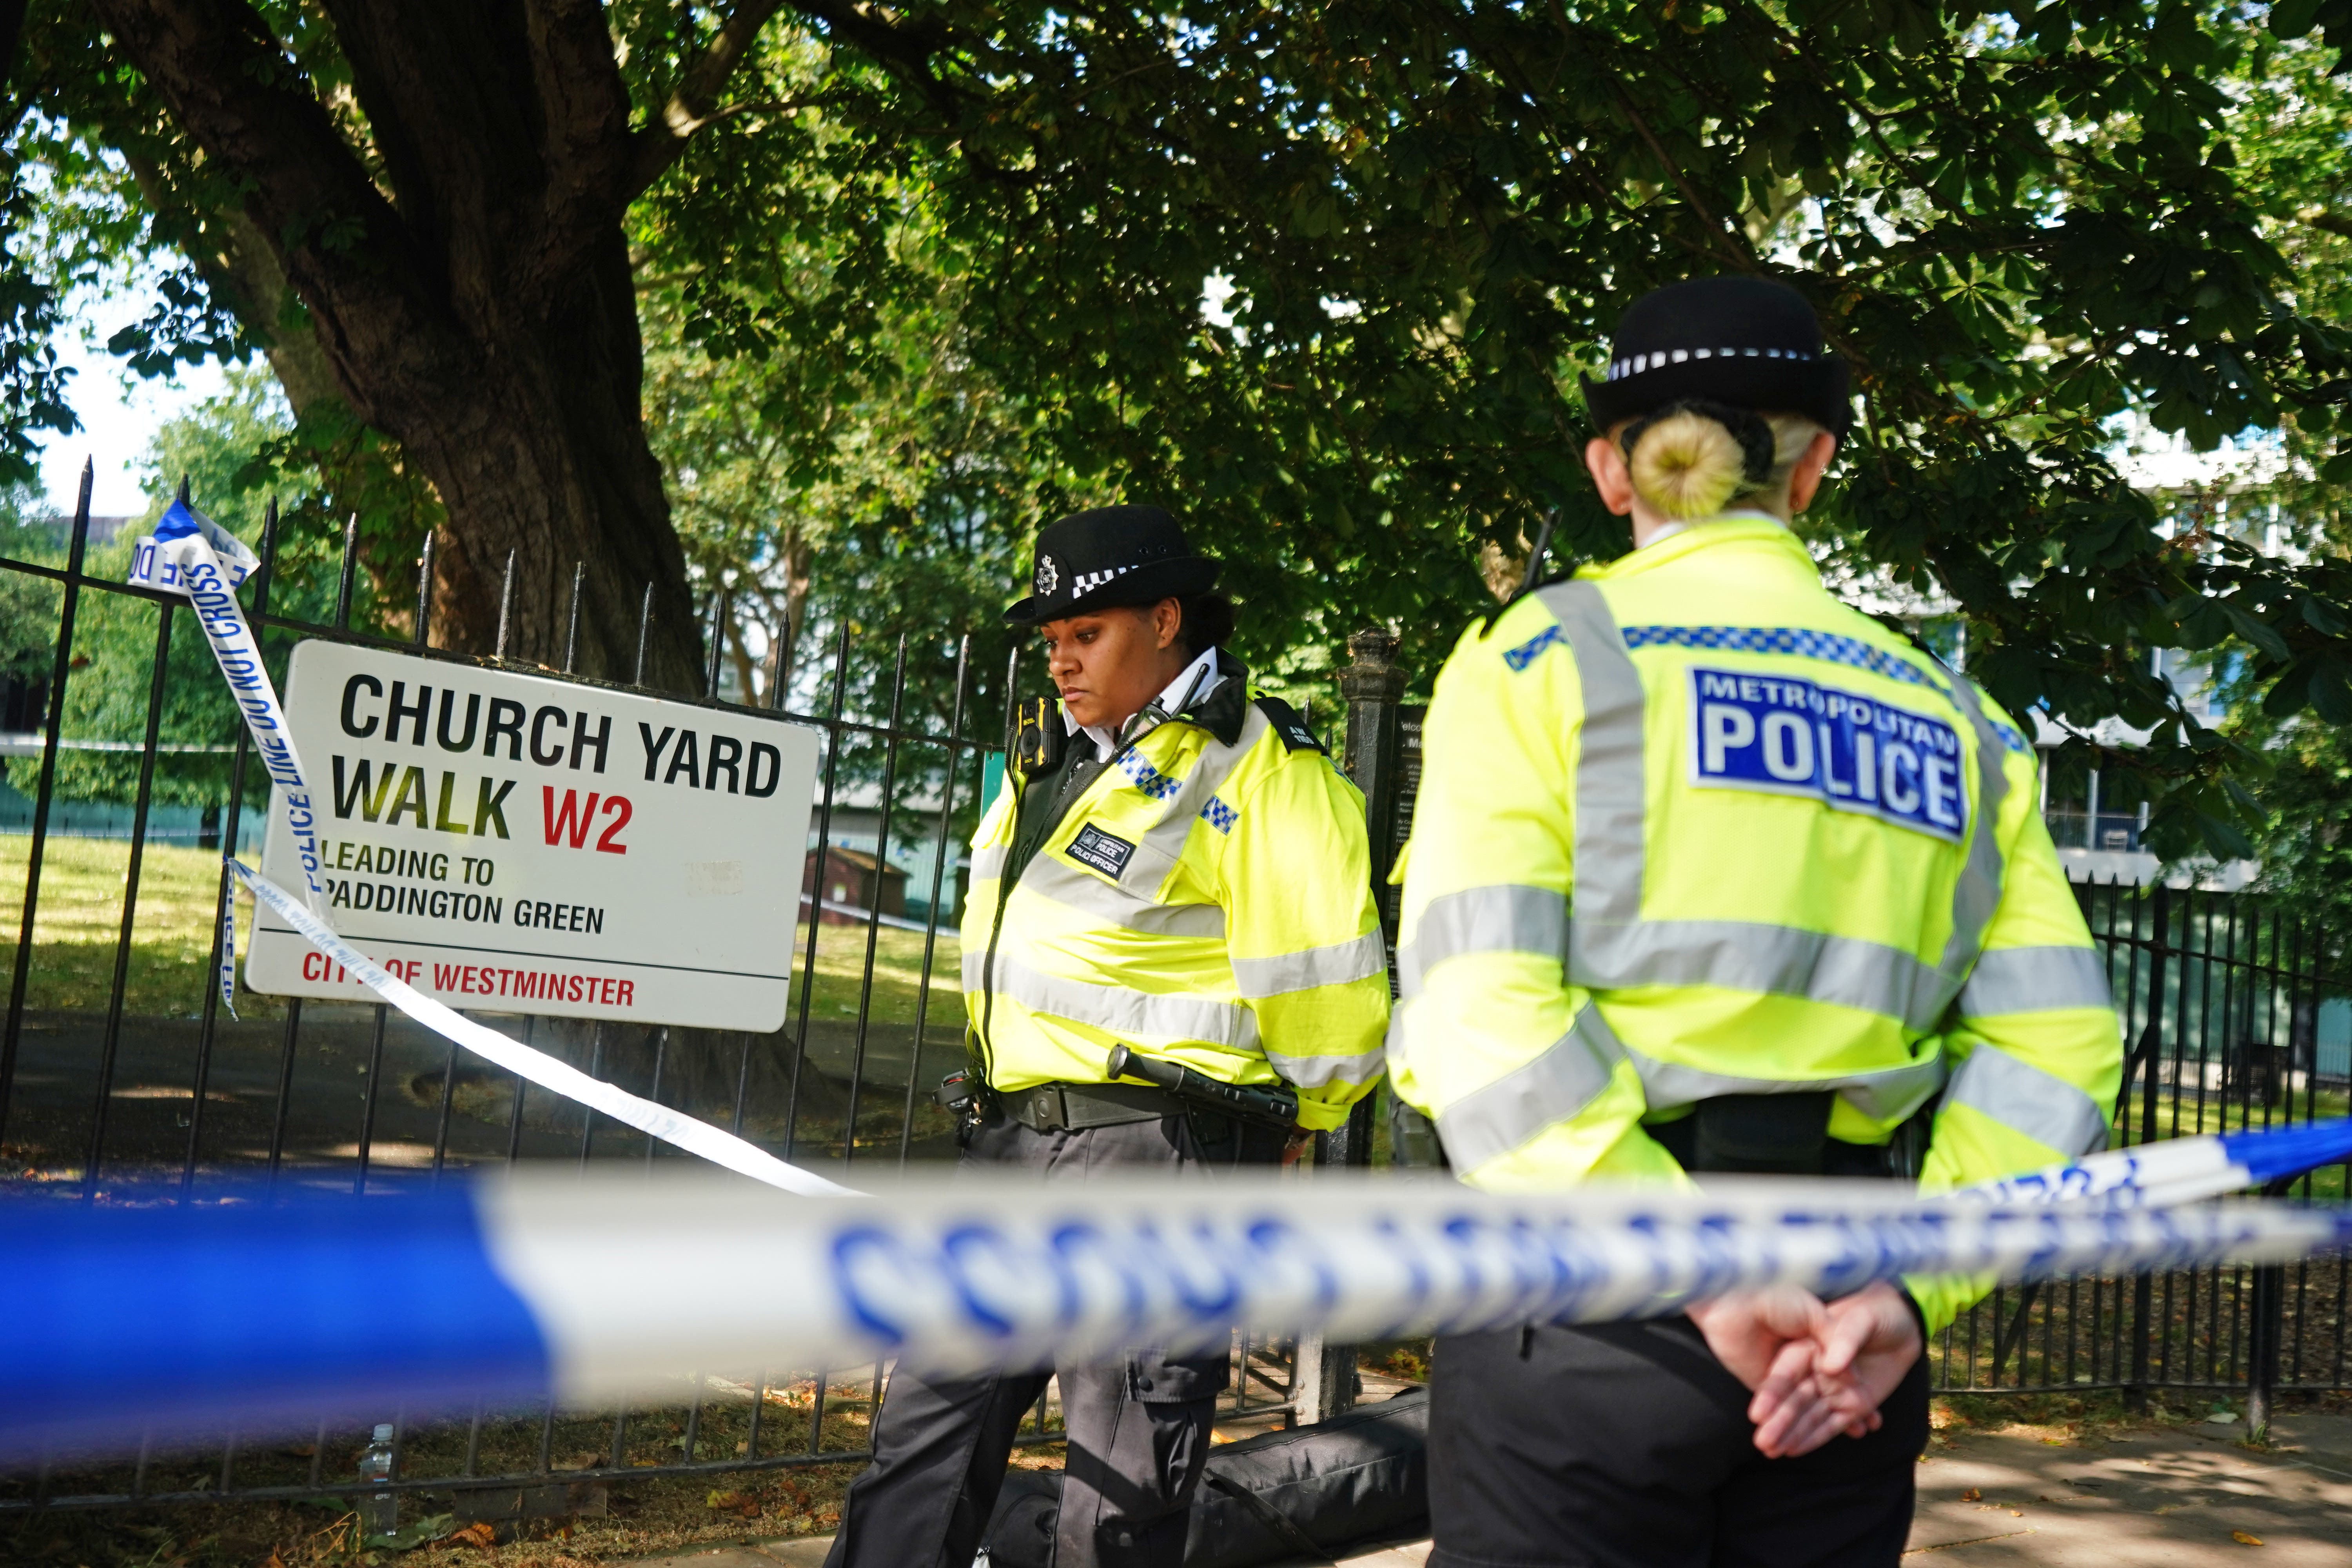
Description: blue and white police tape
xmin=232 ymin=861 xmax=852 ymax=1198
xmin=6 ymin=1169 xmax=2349 ymax=1462
xmin=125 ymin=497 xmax=259 ymax=596
xmin=1972 ymin=1116 xmax=2352 ymax=1210
xmin=142 ymin=501 xmax=329 ymax=1023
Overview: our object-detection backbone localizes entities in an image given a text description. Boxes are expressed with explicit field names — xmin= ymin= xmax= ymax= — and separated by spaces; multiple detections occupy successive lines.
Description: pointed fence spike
xmin=495 ymin=549 xmax=517 ymax=659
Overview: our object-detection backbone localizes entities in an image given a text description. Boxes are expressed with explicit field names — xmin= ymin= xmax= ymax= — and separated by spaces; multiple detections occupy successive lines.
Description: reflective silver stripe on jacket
xmin=1017 ymin=856 xmax=1227 ymax=938
xmin=1572 ymin=920 xmax=1948 ymax=1033
xmin=1933 ymin=674 xmax=2013 ymax=1019
xmin=970 ymin=845 xmax=1008 ymax=880
xmin=964 ymin=950 xmax=1261 ymax=1053
xmin=1263 ymin=1043 xmax=1388 ymax=1089
xmin=1232 ymin=931 xmax=1388 ymax=999
xmin=1537 ymin=581 xmax=1647 ymax=925
xmin=1626 ymin=1043 xmax=1945 ymax=1125
xmin=1401 ymin=882 xmax=1951 ymax=1033
xmin=1436 ymin=1000 xmax=1628 ymax=1171
xmin=1957 ymin=946 xmax=2113 ymax=1018
xmin=1944 ymin=1042 xmax=2110 ymax=1156
xmin=1397 ymin=884 xmax=1569 ymax=999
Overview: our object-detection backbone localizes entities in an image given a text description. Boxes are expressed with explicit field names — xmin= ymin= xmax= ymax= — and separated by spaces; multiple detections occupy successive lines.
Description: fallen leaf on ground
xmin=445 ymin=1523 xmax=496 ymax=1550
xmin=705 ymin=1490 xmax=761 ymax=1518
xmin=2234 ymin=1532 xmax=2264 ymax=1546
xmin=1960 ymin=1488 xmax=1982 ymax=1502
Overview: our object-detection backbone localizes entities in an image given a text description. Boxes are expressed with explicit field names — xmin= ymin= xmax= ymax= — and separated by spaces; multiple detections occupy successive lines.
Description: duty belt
xmin=1007 ymin=1079 xmax=1185 ymax=1134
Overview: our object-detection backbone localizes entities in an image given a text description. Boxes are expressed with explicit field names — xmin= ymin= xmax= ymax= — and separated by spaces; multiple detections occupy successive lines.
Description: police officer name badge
xmin=1687 ymin=667 xmax=1968 ymax=840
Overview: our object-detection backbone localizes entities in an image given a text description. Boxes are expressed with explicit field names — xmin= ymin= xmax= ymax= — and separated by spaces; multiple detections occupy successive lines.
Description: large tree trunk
xmin=88 ymin=0 xmax=783 ymax=690
xmin=380 ymin=227 xmax=685 ymax=679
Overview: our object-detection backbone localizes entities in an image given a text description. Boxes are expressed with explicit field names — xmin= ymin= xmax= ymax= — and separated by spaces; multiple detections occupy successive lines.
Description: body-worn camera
xmin=1012 ymin=696 xmax=1062 ymax=780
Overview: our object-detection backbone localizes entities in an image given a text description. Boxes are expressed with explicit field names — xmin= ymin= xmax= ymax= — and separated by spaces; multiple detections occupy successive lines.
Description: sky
xmin=28 ymin=285 xmax=232 ymax=520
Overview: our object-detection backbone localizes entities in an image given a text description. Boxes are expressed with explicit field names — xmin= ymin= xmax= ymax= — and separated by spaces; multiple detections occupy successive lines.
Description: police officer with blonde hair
xmin=1391 ymin=278 xmax=2121 ymax=1566
xmin=827 ymin=505 xmax=1390 ymax=1568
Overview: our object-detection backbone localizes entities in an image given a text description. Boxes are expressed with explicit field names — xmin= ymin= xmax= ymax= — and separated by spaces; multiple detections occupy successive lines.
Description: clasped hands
xmin=1684 ymin=1279 xmax=1922 ymax=1459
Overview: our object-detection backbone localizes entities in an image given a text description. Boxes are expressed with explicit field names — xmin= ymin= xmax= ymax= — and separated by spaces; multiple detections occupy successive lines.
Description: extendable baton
xmin=1107 ymin=1045 xmax=1299 ymax=1131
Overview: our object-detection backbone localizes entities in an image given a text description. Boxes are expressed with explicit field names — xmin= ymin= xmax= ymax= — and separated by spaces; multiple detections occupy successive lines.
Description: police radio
xmin=1012 ymin=696 xmax=1063 ymax=780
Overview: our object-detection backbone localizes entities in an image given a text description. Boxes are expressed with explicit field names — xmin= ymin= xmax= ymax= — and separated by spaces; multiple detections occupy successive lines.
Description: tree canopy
xmin=7 ymin=0 xmax=2352 ymax=854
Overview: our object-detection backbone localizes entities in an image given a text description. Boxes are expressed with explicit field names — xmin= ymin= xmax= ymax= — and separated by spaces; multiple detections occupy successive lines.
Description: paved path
xmin=622 ymin=1416 xmax=2352 ymax=1568
xmin=1907 ymin=1414 xmax=2352 ymax=1563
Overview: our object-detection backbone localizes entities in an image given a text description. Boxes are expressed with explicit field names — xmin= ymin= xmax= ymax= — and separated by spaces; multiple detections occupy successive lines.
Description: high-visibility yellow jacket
xmin=1390 ymin=514 xmax=2122 ymax=1331
xmin=962 ymin=662 xmax=1390 ymax=1131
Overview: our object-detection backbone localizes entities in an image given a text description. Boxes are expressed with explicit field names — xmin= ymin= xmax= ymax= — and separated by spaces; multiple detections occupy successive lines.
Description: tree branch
xmin=626 ymin=0 xmax=792 ymax=198
xmin=0 ymin=0 xmax=26 ymax=97
xmin=87 ymin=0 xmax=465 ymax=420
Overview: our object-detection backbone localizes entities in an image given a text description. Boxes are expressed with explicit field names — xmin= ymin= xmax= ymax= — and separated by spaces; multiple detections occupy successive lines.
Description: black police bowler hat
xmin=1581 ymin=276 xmax=1853 ymax=439
xmin=1004 ymin=505 xmax=1220 ymax=626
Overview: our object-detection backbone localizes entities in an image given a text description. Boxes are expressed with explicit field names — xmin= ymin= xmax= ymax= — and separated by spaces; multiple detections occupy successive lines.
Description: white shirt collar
xmin=1636 ymin=508 xmax=1787 ymax=550
xmin=1064 ymin=646 xmax=1222 ymax=761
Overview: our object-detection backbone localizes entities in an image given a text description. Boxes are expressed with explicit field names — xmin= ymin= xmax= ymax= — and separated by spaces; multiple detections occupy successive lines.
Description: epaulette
xmin=1252 ymin=695 xmax=1329 ymax=755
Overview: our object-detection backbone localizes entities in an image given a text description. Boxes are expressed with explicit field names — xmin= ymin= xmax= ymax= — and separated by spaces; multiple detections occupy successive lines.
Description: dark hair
xmin=1174 ymin=591 xmax=1235 ymax=657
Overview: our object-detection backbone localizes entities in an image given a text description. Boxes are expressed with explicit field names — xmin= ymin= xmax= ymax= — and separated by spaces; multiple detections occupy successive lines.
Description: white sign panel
xmin=245 ymin=642 xmax=819 ymax=1031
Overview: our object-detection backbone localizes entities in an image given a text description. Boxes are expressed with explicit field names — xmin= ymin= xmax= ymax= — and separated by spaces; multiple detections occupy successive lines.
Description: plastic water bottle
xmin=358 ymin=1424 xmax=397 ymax=1535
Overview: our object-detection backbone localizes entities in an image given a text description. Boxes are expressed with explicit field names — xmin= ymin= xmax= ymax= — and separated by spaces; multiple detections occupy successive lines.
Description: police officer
xmin=1390 ymin=278 xmax=2123 ymax=1566
xmin=826 ymin=505 xmax=1390 ymax=1568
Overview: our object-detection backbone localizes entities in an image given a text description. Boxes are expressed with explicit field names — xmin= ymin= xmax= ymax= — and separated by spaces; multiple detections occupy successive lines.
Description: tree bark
xmin=88 ymin=0 xmax=779 ymax=690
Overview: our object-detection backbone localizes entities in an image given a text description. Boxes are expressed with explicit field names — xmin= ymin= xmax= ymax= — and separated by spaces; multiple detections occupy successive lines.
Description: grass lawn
xmin=783 ymin=919 xmax=962 ymax=1029
xmin=0 ymin=833 xmax=961 ymax=1027
xmin=0 ymin=833 xmax=242 ymax=1017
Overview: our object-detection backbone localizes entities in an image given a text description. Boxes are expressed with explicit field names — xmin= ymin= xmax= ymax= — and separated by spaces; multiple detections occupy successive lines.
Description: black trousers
xmin=825 ymin=1104 xmax=1283 ymax=1568
xmin=1428 ymin=1319 xmax=1931 ymax=1568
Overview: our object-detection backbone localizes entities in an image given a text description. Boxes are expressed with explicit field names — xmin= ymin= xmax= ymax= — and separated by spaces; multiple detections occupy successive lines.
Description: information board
xmin=243 ymin=642 xmax=819 ymax=1031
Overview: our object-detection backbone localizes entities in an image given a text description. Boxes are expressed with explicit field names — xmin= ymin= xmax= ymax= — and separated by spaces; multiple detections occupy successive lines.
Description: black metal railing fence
xmin=1931 ymin=876 xmax=2346 ymax=1429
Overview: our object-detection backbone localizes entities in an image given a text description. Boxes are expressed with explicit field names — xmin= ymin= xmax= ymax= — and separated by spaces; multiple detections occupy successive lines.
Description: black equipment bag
xmin=980 ymin=1387 xmax=1430 ymax=1568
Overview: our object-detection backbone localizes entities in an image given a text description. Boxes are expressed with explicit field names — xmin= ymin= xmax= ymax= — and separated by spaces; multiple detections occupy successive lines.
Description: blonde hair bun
xmin=1627 ymin=408 xmax=1747 ymax=521
xmin=1622 ymin=405 xmax=1827 ymax=522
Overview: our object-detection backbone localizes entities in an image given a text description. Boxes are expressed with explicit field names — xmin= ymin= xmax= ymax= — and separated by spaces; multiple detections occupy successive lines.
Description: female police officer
xmin=1390 ymin=278 xmax=2121 ymax=1566
xmin=826 ymin=504 xmax=1390 ymax=1568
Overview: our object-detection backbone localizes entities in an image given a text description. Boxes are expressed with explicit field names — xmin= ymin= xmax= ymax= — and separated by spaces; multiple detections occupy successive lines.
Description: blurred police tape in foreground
xmin=1969 ymin=1116 xmax=2351 ymax=1210
xmin=8 ymin=1166 xmax=2352 ymax=1464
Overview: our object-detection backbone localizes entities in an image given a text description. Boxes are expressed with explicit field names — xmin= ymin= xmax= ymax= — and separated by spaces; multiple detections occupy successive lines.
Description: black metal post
xmin=0 ymin=462 xmax=93 ymax=1145
xmin=2129 ymin=882 xmax=2171 ymax=1413
xmin=2249 ymin=1245 xmax=2285 ymax=1441
xmin=1296 ymin=628 xmax=1407 ymax=1424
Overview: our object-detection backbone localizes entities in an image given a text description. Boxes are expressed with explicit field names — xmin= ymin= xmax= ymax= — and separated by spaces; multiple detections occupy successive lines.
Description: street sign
xmin=243 ymin=642 xmax=819 ymax=1030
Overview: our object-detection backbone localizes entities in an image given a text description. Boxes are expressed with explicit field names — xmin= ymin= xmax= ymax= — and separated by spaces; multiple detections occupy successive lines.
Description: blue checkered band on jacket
xmin=1984 ymin=715 xmax=2029 ymax=755
xmin=1505 ymin=617 xmax=2033 ymax=756
xmin=1200 ymin=796 xmax=1238 ymax=834
xmin=1621 ymin=625 xmax=1951 ymax=695
xmin=1118 ymin=749 xmax=1181 ymax=800
xmin=1503 ymin=624 xmax=1566 ymax=672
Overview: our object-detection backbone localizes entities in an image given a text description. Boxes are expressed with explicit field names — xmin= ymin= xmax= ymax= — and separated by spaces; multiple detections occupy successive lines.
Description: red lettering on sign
xmin=595 ymin=795 xmax=631 ymax=854
xmin=543 ymin=786 xmax=600 ymax=849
